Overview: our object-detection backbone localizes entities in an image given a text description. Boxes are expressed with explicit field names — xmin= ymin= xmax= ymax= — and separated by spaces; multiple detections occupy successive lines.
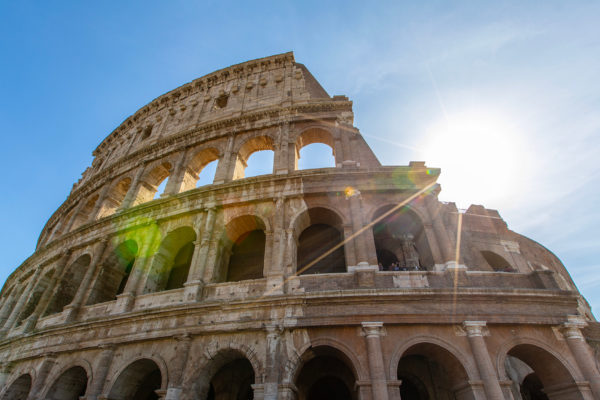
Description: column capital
xmin=265 ymin=324 xmax=283 ymax=338
xmin=562 ymin=316 xmax=587 ymax=339
xmin=361 ymin=322 xmax=385 ymax=337
xmin=174 ymin=333 xmax=192 ymax=342
xmin=463 ymin=321 xmax=487 ymax=337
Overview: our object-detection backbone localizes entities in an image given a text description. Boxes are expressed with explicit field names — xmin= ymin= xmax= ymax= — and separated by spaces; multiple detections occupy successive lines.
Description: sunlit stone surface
xmin=1 ymin=53 xmax=599 ymax=400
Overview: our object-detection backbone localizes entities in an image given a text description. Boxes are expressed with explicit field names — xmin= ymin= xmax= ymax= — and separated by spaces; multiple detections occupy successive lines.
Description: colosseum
xmin=1 ymin=52 xmax=599 ymax=400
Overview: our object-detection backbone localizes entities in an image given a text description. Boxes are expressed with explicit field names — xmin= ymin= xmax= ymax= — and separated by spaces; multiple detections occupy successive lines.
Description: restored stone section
xmin=1 ymin=53 xmax=599 ymax=400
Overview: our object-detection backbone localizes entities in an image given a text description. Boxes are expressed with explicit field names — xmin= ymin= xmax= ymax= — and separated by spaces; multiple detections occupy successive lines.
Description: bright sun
xmin=419 ymin=109 xmax=528 ymax=209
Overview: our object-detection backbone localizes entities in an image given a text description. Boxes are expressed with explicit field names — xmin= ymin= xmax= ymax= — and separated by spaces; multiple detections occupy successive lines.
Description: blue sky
xmin=1 ymin=1 xmax=599 ymax=315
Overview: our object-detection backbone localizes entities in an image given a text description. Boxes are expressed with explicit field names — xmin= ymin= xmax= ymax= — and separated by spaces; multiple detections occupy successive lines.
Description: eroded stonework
xmin=1 ymin=52 xmax=599 ymax=400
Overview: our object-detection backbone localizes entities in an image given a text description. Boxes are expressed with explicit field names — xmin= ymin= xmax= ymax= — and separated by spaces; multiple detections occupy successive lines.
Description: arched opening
xmin=16 ymin=270 xmax=55 ymax=326
xmin=295 ymin=128 xmax=336 ymax=170
xmin=233 ymin=136 xmax=274 ymax=180
xmin=86 ymin=239 xmax=138 ymax=305
xmin=96 ymin=177 xmax=132 ymax=218
xmin=1 ymin=374 xmax=32 ymax=400
xmin=70 ymin=194 xmax=99 ymax=231
xmin=197 ymin=160 xmax=218 ymax=187
xmin=45 ymin=366 xmax=88 ymax=400
xmin=44 ymin=255 xmax=91 ymax=316
xmin=153 ymin=178 xmax=168 ymax=200
xmin=180 ymin=148 xmax=220 ymax=191
xmin=206 ymin=359 xmax=255 ymax=400
xmin=191 ymin=350 xmax=256 ymax=400
xmin=108 ymin=359 xmax=162 ymax=400
xmin=372 ymin=206 xmax=433 ymax=271
xmin=143 ymin=227 xmax=196 ymax=293
xmin=396 ymin=343 xmax=472 ymax=399
xmin=295 ymin=346 xmax=358 ymax=400
xmin=133 ymin=162 xmax=172 ymax=205
xmin=217 ymin=215 xmax=266 ymax=283
xmin=481 ymin=251 xmax=514 ymax=272
xmin=295 ymin=208 xmax=346 ymax=275
xmin=504 ymin=345 xmax=581 ymax=399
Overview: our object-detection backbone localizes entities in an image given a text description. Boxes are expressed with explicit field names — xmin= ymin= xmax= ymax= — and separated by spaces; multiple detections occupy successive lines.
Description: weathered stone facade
xmin=1 ymin=52 xmax=599 ymax=400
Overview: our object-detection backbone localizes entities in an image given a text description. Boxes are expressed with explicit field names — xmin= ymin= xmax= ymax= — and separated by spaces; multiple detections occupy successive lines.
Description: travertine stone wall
xmin=1 ymin=53 xmax=598 ymax=400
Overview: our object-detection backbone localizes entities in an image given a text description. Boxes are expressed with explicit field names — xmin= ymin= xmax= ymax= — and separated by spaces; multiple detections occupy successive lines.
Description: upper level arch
xmin=294 ymin=126 xmax=336 ymax=170
xmin=217 ymin=214 xmax=267 ymax=283
xmin=86 ymin=239 xmax=139 ymax=305
xmin=292 ymin=207 xmax=347 ymax=275
xmin=143 ymin=226 xmax=196 ymax=293
xmin=96 ymin=177 xmax=132 ymax=219
xmin=371 ymin=204 xmax=434 ymax=271
xmin=233 ymin=135 xmax=275 ymax=180
xmin=180 ymin=146 xmax=221 ymax=191
xmin=132 ymin=161 xmax=172 ymax=206
xmin=44 ymin=253 xmax=91 ymax=316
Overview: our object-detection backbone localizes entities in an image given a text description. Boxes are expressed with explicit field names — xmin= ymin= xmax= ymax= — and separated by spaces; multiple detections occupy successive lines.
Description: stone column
xmin=0 ymin=290 xmax=18 ymax=328
xmin=422 ymin=223 xmax=443 ymax=266
xmin=213 ymin=135 xmax=235 ymax=184
xmin=166 ymin=335 xmax=192 ymax=400
xmin=343 ymin=224 xmax=357 ymax=269
xmin=425 ymin=194 xmax=453 ymax=263
xmin=84 ymin=345 xmax=115 ymax=400
xmin=63 ymin=200 xmax=86 ymax=233
xmin=0 ymin=267 xmax=42 ymax=336
xmin=361 ymin=322 xmax=389 ymax=400
xmin=89 ymin=184 xmax=111 ymax=221
xmin=64 ymin=239 xmax=109 ymax=323
xmin=27 ymin=354 xmax=56 ymax=400
xmin=349 ymin=196 xmax=369 ymax=266
xmin=0 ymin=361 xmax=13 ymax=389
xmin=119 ymin=164 xmax=147 ymax=210
xmin=275 ymin=121 xmax=290 ymax=175
xmin=184 ymin=209 xmax=213 ymax=301
xmin=164 ymin=149 xmax=189 ymax=196
xmin=264 ymin=325 xmax=282 ymax=400
xmin=562 ymin=316 xmax=600 ymax=397
xmin=463 ymin=321 xmax=504 ymax=400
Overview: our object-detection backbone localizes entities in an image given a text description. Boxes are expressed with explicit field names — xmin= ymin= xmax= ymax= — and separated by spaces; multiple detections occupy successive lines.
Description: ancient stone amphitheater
xmin=1 ymin=52 xmax=600 ymax=400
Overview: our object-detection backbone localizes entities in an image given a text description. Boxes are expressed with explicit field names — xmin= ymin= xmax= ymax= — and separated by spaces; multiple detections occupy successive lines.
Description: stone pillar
xmin=164 ymin=149 xmax=189 ymax=196
xmin=0 ymin=267 xmax=42 ymax=336
xmin=84 ymin=345 xmax=115 ymax=400
xmin=202 ymin=220 xmax=225 ymax=284
xmin=0 ymin=361 xmax=14 ymax=389
xmin=425 ymin=194 xmax=453 ymax=263
xmin=349 ymin=196 xmax=369 ymax=266
xmin=184 ymin=209 xmax=214 ymax=301
xmin=562 ymin=316 xmax=600 ymax=397
xmin=251 ymin=384 xmax=265 ymax=400
xmin=213 ymin=135 xmax=235 ymax=184
xmin=64 ymin=239 xmax=109 ymax=323
xmin=275 ymin=121 xmax=290 ymax=175
xmin=361 ymin=322 xmax=389 ymax=400
xmin=0 ymin=290 xmax=18 ymax=327
xmin=63 ymin=200 xmax=86 ymax=233
xmin=114 ymin=227 xmax=160 ymax=313
xmin=119 ymin=164 xmax=147 ymax=210
xmin=343 ymin=224 xmax=357 ymax=269
xmin=422 ymin=223 xmax=443 ymax=266
xmin=166 ymin=335 xmax=192 ymax=400
xmin=27 ymin=354 xmax=56 ymax=400
xmin=264 ymin=325 xmax=282 ymax=400
xmin=463 ymin=321 xmax=504 ymax=400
